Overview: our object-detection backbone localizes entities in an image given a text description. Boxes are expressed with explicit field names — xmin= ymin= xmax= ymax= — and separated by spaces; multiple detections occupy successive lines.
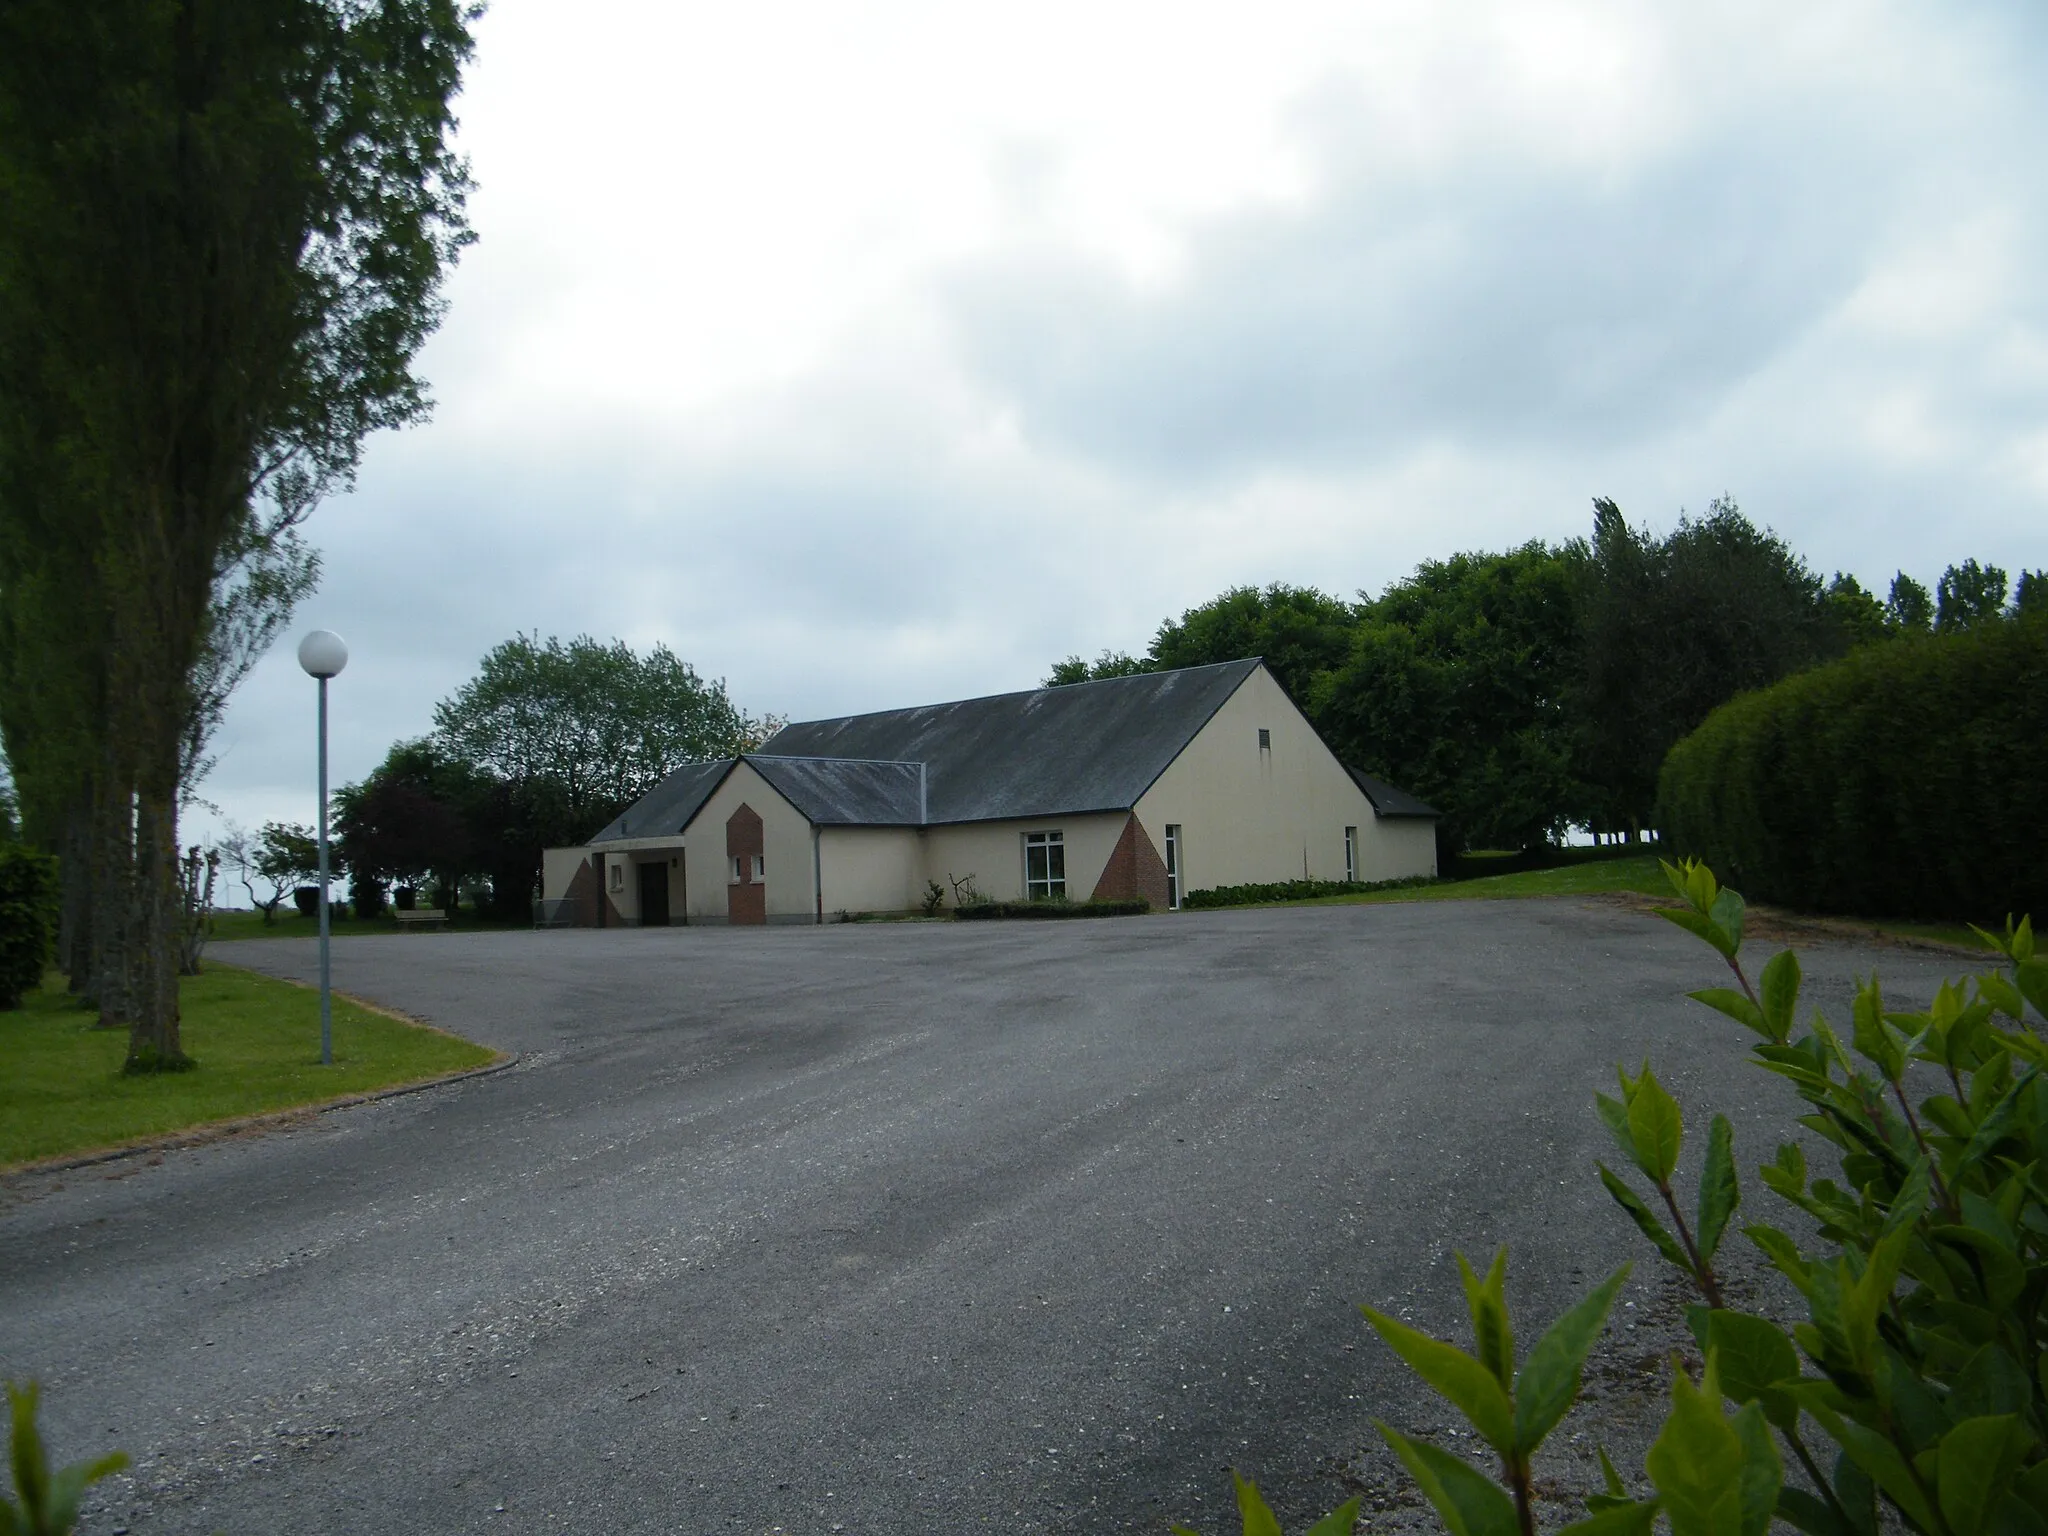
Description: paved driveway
xmin=0 ymin=900 xmax=1968 ymax=1534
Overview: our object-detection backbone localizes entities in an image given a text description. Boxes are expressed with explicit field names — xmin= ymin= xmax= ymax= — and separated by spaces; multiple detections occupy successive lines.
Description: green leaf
xmin=1732 ymin=1402 xmax=1782 ymax=1536
xmin=8 ymin=1383 xmax=48 ymax=1523
xmin=1599 ymin=1164 xmax=1691 ymax=1272
xmin=1233 ymin=1470 xmax=1285 ymax=1536
xmin=1695 ymin=1115 xmax=1739 ymax=1264
xmin=2015 ymin=957 xmax=2048 ymax=1019
xmin=1659 ymin=905 xmax=1736 ymax=959
xmin=1556 ymin=1500 xmax=1662 ymax=1536
xmin=1759 ymin=949 xmax=1801 ymax=1043
xmin=1957 ymin=1066 xmax=2041 ymax=1174
xmin=1803 ymin=1402 xmax=1938 ymax=1532
xmin=1458 ymin=1250 xmax=1514 ymax=1392
xmin=1773 ymin=1487 xmax=1853 ymax=1536
xmin=1690 ymin=988 xmax=1766 ymax=1037
xmin=1709 ymin=888 xmax=1746 ymax=956
xmin=1702 ymin=1312 xmax=1800 ymax=1431
xmin=1375 ymin=1425 xmax=1520 ymax=1536
xmin=1850 ymin=978 xmax=1904 ymax=1084
xmin=1302 ymin=1499 xmax=1364 ymax=1536
xmin=1513 ymin=1264 xmax=1630 ymax=1456
xmin=1625 ymin=1067 xmax=1684 ymax=1184
xmin=1935 ymin=1416 xmax=2032 ymax=1536
xmin=1598 ymin=1445 xmax=1628 ymax=1500
xmin=1595 ymin=1091 xmax=1635 ymax=1163
xmin=1359 ymin=1308 xmax=1515 ymax=1454
xmin=1645 ymin=1355 xmax=1750 ymax=1536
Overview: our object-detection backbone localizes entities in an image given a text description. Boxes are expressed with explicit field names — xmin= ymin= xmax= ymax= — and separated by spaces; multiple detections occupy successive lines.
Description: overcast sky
xmin=195 ymin=0 xmax=2048 ymax=843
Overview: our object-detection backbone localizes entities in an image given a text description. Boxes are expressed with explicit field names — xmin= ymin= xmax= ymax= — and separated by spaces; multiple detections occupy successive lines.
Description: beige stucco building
xmin=540 ymin=659 xmax=1437 ymax=925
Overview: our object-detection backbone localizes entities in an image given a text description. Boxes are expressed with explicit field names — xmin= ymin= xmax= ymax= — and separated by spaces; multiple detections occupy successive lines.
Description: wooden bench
xmin=394 ymin=908 xmax=450 ymax=932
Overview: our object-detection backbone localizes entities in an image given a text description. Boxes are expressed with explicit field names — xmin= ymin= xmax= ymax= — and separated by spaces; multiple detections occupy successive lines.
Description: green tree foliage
xmin=1311 ymin=544 xmax=1581 ymax=854
xmin=1886 ymin=572 xmax=1936 ymax=632
xmin=1822 ymin=573 xmax=1890 ymax=648
xmin=2015 ymin=570 xmax=2047 ymax=619
xmin=1657 ymin=614 xmax=2047 ymax=921
xmin=0 ymin=0 xmax=476 ymax=1068
xmin=1148 ymin=585 xmax=1357 ymax=704
xmin=1935 ymin=558 xmax=2009 ymax=633
xmin=0 ymin=843 xmax=58 ymax=1008
xmin=1044 ymin=650 xmax=1152 ymax=686
xmin=333 ymin=743 xmax=473 ymax=914
xmin=432 ymin=634 xmax=752 ymax=841
xmin=222 ymin=822 xmax=323 ymax=924
xmin=1573 ymin=498 xmax=1834 ymax=837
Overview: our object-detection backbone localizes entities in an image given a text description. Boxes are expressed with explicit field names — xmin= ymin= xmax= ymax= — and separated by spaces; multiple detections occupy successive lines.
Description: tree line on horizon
xmin=1047 ymin=496 xmax=2045 ymax=858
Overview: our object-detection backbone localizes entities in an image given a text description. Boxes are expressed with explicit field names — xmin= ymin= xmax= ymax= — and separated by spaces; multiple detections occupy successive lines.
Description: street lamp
xmin=297 ymin=630 xmax=348 ymax=1065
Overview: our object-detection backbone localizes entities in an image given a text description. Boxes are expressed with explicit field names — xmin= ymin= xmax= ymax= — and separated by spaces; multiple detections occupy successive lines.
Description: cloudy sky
xmin=197 ymin=0 xmax=2047 ymax=842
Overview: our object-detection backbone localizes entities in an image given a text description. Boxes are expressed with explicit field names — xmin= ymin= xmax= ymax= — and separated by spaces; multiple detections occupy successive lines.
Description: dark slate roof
xmin=747 ymin=756 xmax=924 ymax=825
xmin=1346 ymin=767 xmax=1439 ymax=819
xmin=588 ymin=758 xmax=735 ymax=842
xmin=760 ymin=659 xmax=1261 ymax=824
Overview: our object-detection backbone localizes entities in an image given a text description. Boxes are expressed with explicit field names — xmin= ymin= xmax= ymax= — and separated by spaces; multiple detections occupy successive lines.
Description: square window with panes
xmin=1024 ymin=830 xmax=1066 ymax=900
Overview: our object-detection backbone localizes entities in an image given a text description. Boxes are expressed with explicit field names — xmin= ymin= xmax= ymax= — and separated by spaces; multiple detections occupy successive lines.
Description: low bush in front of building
xmin=1182 ymin=874 xmax=1437 ymax=909
xmin=951 ymin=898 xmax=1150 ymax=920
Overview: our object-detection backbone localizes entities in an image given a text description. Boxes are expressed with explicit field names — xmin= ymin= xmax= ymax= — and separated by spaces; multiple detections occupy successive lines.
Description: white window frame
xmin=1164 ymin=824 xmax=1182 ymax=910
xmin=1344 ymin=826 xmax=1358 ymax=883
xmin=1023 ymin=830 xmax=1066 ymax=901
xmin=751 ymin=853 xmax=764 ymax=881
xmin=609 ymin=863 xmax=624 ymax=893
xmin=729 ymin=855 xmax=742 ymax=885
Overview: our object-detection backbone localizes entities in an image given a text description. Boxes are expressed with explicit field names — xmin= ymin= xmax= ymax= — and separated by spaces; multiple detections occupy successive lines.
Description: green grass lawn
xmin=1304 ymin=854 xmax=1670 ymax=906
xmin=1255 ymin=854 xmax=2001 ymax=951
xmin=206 ymin=907 xmax=524 ymax=941
xmin=1 ymin=964 xmax=500 ymax=1168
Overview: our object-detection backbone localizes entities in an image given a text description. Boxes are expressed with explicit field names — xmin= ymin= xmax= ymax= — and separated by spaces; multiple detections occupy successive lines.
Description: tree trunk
xmin=89 ymin=768 xmax=134 ymax=1033
xmin=59 ymin=789 xmax=94 ymax=995
xmin=124 ymin=785 xmax=186 ymax=1069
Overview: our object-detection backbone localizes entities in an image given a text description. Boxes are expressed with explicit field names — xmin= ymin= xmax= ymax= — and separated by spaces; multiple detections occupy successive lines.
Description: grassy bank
xmin=1 ymin=965 xmax=500 ymax=1168
xmin=1233 ymin=854 xmax=1999 ymax=949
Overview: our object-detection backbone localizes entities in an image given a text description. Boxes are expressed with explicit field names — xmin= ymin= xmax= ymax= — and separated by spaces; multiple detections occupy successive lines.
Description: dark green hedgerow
xmin=1183 ymin=874 xmax=1438 ymax=909
xmin=1657 ymin=613 xmax=2047 ymax=922
xmin=951 ymin=899 xmax=1149 ymax=920
xmin=0 ymin=843 xmax=58 ymax=1010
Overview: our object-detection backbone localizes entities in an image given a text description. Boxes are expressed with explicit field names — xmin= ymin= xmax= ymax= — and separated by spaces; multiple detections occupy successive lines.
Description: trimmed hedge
xmin=1657 ymin=615 xmax=2048 ymax=921
xmin=952 ymin=899 xmax=1150 ymax=920
xmin=0 ymin=843 xmax=59 ymax=1009
xmin=1183 ymin=874 xmax=1438 ymax=909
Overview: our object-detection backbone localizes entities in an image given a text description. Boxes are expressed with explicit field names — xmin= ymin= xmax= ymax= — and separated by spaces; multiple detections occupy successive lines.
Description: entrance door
xmin=638 ymin=860 xmax=670 ymax=927
xmin=726 ymin=804 xmax=766 ymax=926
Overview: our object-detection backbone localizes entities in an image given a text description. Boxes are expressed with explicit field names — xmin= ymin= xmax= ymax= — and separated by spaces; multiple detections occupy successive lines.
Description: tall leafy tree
xmin=1934 ymin=558 xmax=2008 ymax=632
xmin=433 ymin=635 xmax=754 ymax=839
xmin=1146 ymin=584 xmax=1356 ymax=704
xmin=0 ymin=0 xmax=475 ymax=1065
xmin=1573 ymin=497 xmax=1832 ymax=836
xmin=1311 ymin=544 xmax=1582 ymax=854
xmin=1885 ymin=572 xmax=1935 ymax=632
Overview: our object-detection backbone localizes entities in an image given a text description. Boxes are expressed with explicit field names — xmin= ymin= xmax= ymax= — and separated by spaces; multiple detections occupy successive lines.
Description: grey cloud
xmin=940 ymin=99 xmax=1944 ymax=481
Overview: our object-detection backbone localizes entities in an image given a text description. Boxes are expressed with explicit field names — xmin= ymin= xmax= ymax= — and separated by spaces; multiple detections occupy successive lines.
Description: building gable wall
xmin=1134 ymin=665 xmax=1435 ymax=893
xmin=678 ymin=760 xmax=817 ymax=922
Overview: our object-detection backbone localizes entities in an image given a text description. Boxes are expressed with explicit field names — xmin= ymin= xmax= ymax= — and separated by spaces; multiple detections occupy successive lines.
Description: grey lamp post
xmin=297 ymin=630 xmax=349 ymax=1065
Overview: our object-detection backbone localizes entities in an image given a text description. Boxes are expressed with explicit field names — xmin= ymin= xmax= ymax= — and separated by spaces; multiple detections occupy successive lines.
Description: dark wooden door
xmin=638 ymin=860 xmax=670 ymax=927
xmin=726 ymin=804 xmax=765 ymax=926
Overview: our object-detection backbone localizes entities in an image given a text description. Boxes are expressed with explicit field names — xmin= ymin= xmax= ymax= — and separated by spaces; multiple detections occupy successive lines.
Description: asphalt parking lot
xmin=0 ymin=898 xmax=1971 ymax=1534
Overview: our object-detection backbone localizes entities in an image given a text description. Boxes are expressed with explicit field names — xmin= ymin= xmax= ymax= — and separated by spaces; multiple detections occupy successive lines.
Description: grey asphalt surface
xmin=0 ymin=898 xmax=1972 ymax=1535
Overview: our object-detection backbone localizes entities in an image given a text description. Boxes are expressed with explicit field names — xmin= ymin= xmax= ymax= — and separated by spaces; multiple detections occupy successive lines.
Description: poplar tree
xmin=0 ymin=0 xmax=476 ymax=1067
